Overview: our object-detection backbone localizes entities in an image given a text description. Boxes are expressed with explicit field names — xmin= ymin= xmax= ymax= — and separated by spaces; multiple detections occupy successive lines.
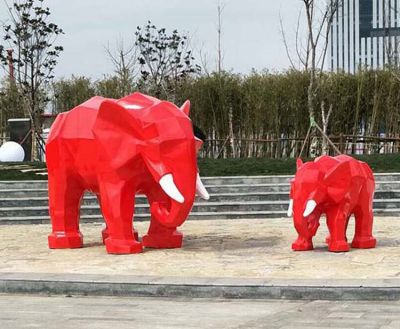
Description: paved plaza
xmin=0 ymin=294 xmax=400 ymax=329
xmin=0 ymin=217 xmax=399 ymax=280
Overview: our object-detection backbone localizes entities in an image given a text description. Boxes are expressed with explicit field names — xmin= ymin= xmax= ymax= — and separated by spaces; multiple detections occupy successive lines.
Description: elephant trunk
xmin=151 ymin=170 xmax=197 ymax=228
xmin=293 ymin=204 xmax=321 ymax=239
xmin=150 ymin=199 xmax=192 ymax=228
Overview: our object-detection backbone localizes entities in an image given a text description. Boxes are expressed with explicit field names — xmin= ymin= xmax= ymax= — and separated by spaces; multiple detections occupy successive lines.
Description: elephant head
xmin=92 ymin=92 xmax=209 ymax=228
xmin=287 ymin=157 xmax=352 ymax=239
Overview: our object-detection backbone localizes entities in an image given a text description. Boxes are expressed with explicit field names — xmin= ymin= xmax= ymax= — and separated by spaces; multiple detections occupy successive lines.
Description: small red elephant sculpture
xmin=46 ymin=92 xmax=209 ymax=254
xmin=287 ymin=155 xmax=376 ymax=252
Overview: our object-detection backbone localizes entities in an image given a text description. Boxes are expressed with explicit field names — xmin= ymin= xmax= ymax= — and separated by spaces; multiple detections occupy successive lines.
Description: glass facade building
xmin=330 ymin=0 xmax=400 ymax=72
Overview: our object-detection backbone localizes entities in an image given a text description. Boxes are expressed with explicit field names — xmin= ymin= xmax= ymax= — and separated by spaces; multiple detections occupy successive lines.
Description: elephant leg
xmin=98 ymin=181 xmax=142 ymax=254
xmin=102 ymin=227 xmax=139 ymax=244
xmin=142 ymin=215 xmax=183 ymax=249
xmin=326 ymin=207 xmax=350 ymax=252
xmin=97 ymin=194 xmax=109 ymax=244
xmin=352 ymin=203 xmax=376 ymax=249
xmin=292 ymin=235 xmax=314 ymax=251
xmin=48 ymin=171 xmax=84 ymax=249
xmin=97 ymin=194 xmax=139 ymax=244
xmin=326 ymin=216 xmax=350 ymax=245
xmin=142 ymin=193 xmax=183 ymax=248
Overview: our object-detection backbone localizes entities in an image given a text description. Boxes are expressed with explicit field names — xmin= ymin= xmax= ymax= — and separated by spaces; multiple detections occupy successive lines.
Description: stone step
xmin=203 ymin=173 xmax=400 ymax=184
xmin=366 ymin=173 xmax=400 ymax=181
xmin=0 ymin=211 xmax=291 ymax=225
xmin=1 ymin=180 xmax=400 ymax=198
xmin=0 ymin=193 xmax=282 ymax=207
xmin=0 ymin=172 xmax=398 ymax=189
xmin=0 ymin=176 xmax=292 ymax=189
xmin=2 ymin=208 xmax=400 ymax=225
xmin=0 ymin=185 xmax=294 ymax=198
xmin=1 ymin=174 xmax=400 ymax=224
xmin=1 ymin=199 xmax=400 ymax=218
xmin=0 ymin=189 xmax=49 ymax=198
xmin=0 ymin=201 xmax=288 ymax=218
xmin=1 ymin=190 xmax=400 ymax=208
xmin=0 ymin=182 xmax=292 ymax=192
xmin=1 ymin=208 xmax=400 ymax=225
xmin=206 ymin=181 xmax=400 ymax=193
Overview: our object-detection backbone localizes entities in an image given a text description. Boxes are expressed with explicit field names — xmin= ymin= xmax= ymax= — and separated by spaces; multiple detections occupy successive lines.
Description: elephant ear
xmin=323 ymin=161 xmax=352 ymax=203
xmin=296 ymin=158 xmax=304 ymax=170
xmin=180 ymin=100 xmax=190 ymax=116
xmin=92 ymin=100 xmax=156 ymax=169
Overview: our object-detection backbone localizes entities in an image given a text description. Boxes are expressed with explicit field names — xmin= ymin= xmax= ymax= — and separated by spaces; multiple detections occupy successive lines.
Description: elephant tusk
xmin=196 ymin=173 xmax=210 ymax=200
xmin=287 ymin=199 xmax=293 ymax=217
xmin=159 ymin=174 xmax=185 ymax=204
xmin=303 ymin=200 xmax=317 ymax=217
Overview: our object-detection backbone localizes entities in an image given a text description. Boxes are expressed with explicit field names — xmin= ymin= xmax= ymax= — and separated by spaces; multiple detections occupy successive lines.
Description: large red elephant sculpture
xmin=287 ymin=155 xmax=376 ymax=252
xmin=46 ymin=92 xmax=209 ymax=254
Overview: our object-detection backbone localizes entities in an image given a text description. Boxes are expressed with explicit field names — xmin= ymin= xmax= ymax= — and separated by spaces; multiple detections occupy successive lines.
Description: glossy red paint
xmin=46 ymin=92 xmax=199 ymax=254
xmin=289 ymin=155 xmax=376 ymax=252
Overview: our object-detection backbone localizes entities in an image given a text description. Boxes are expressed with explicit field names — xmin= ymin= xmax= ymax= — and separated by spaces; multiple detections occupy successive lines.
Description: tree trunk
xmin=228 ymin=106 xmax=235 ymax=158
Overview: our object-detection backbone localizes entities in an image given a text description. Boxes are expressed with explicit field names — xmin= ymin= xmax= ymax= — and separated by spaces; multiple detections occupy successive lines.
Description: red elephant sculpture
xmin=287 ymin=155 xmax=376 ymax=252
xmin=46 ymin=92 xmax=209 ymax=254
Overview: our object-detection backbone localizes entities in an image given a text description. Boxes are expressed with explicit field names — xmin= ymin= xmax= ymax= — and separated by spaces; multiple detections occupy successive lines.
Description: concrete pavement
xmin=0 ymin=217 xmax=399 ymax=299
xmin=0 ymin=295 xmax=400 ymax=329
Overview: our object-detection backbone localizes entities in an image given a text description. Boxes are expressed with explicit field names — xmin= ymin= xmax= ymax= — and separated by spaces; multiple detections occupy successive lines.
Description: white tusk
xmin=159 ymin=174 xmax=184 ymax=204
xmin=196 ymin=173 xmax=210 ymax=200
xmin=287 ymin=199 xmax=293 ymax=217
xmin=303 ymin=200 xmax=317 ymax=217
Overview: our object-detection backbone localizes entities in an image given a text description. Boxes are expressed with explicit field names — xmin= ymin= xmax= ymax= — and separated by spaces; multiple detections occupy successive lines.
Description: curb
xmin=1 ymin=273 xmax=400 ymax=301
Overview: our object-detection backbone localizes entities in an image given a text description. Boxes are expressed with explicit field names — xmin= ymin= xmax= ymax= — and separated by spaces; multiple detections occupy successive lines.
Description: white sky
xmin=0 ymin=0 xmax=304 ymax=79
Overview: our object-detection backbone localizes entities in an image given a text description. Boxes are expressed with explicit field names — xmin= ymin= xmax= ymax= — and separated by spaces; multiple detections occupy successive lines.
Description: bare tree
xmin=285 ymin=0 xmax=342 ymax=156
xmin=105 ymin=38 xmax=138 ymax=96
xmin=135 ymin=21 xmax=200 ymax=100
xmin=279 ymin=12 xmax=299 ymax=70
xmin=320 ymin=100 xmax=333 ymax=154
xmin=198 ymin=43 xmax=211 ymax=76
xmin=0 ymin=0 xmax=63 ymax=160
xmin=216 ymin=0 xmax=225 ymax=74
xmin=302 ymin=1 xmax=340 ymax=115
xmin=384 ymin=2 xmax=400 ymax=68
xmin=214 ymin=1 xmax=236 ymax=157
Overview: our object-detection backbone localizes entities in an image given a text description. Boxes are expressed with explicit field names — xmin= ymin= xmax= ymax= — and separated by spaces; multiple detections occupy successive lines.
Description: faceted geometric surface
xmin=46 ymin=93 xmax=199 ymax=254
xmin=289 ymin=155 xmax=376 ymax=252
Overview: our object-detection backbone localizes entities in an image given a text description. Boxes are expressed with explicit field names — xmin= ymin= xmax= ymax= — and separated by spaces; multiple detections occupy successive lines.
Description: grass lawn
xmin=0 ymin=162 xmax=47 ymax=180
xmin=0 ymin=154 xmax=399 ymax=180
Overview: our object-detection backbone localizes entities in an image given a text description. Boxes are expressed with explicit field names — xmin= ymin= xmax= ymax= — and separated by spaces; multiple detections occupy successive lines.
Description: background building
xmin=330 ymin=0 xmax=400 ymax=72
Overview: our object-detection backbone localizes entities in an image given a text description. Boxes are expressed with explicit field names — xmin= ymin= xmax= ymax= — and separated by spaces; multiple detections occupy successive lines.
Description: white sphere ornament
xmin=0 ymin=142 xmax=25 ymax=162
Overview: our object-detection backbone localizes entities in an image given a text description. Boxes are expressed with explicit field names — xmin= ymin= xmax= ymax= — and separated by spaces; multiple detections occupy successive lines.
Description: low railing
xmin=200 ymin=135 xmax=400 ymax=159
xmin=0 ymin=131 xmax=8 ymax=145
xmin=1 ymin=132 xmax=399 ymax=160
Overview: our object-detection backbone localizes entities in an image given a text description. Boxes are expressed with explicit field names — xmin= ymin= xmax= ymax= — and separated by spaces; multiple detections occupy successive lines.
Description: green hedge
xmin=198 ymin=157 xmax=297 ymax=176
xmin=199 ymin=154 xmax=400 ymax=176
xmin=0 ymin=154 xmax=399 ymax=180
